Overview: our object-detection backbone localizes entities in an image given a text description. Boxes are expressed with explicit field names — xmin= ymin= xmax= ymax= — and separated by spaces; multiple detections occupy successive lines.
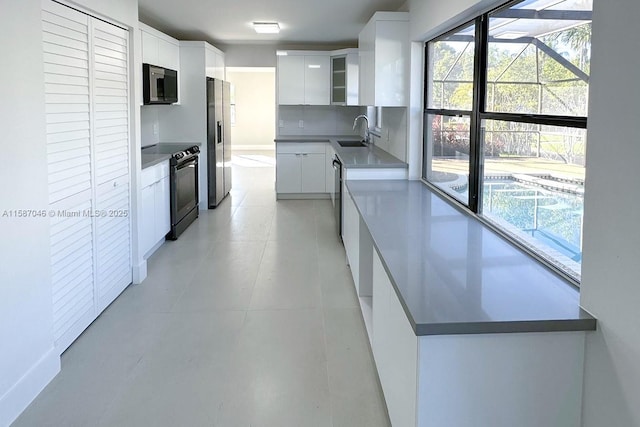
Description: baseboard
xmin=232 ymin=145 xmax=274 ymax=151
xmin=132 ymin=258 xmax=147 ymax=284
xmin=0 ymin=348 xmax=60 ymax=426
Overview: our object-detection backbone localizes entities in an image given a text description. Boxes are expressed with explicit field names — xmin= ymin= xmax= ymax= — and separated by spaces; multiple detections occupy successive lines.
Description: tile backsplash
xmin=140 ymin=106 xmax=160 ymax=147
xmin=371 ymin=107 xmax=407 ymax=162
xmin=278 ymin=105 xmax=364 ymax=136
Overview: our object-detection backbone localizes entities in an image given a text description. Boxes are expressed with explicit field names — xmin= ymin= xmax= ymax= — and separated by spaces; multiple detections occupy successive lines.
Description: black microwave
xmin=142 ymin=63 xmax=178 ymax=104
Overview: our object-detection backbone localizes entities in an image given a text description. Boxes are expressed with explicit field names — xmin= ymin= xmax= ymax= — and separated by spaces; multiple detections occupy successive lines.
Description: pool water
xmin=482 ymin=180 xmax=583 ymax=263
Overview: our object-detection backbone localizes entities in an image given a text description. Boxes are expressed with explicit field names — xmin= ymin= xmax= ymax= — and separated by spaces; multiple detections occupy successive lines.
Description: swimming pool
xmin=482 ymin=180 xmax=583 ymax=263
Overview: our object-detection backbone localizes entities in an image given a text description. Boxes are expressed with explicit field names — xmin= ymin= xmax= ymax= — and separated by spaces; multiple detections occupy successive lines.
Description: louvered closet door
xmin=42 ymin=0 xmax=95 ymax=352
xmin=91 ymin=20 xmax=132 ymax=313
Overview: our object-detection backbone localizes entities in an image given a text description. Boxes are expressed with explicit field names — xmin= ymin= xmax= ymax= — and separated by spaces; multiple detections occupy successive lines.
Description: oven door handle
xmin=175 ymin=157 xmax=198 ymax=170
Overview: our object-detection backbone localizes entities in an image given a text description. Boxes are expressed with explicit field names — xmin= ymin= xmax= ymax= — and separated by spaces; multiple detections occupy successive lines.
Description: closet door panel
xmin=42 ymin=0 xmax=95 ymax=353
xmin=91 ymin=19 xmax=132 ymax=313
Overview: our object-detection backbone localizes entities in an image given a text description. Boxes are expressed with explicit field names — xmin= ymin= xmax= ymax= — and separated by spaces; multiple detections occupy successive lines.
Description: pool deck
xmin=432 ymin=157 xmax=586 ymax=181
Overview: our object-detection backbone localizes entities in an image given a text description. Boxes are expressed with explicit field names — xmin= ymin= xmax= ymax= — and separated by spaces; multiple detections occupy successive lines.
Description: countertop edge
xmin=141 ymin=154 xmax=171 ymax=169
xmin=274 ymin=135 xmax=408 ymax=169
xmin=345 ymin=180 xmax=597 ymax=337
xmin=414 ymin=318 xmax=598 ymax=336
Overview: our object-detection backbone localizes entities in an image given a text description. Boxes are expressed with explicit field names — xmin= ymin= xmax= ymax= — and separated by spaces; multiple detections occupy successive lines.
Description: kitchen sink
xmin=337 ymin=140 xmax=367 ymax=147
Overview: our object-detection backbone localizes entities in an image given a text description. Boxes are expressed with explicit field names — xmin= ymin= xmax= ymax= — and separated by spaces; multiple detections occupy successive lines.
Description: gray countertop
xmin=141 ymin=143 xmax=201 ymax=169
xmin=141 ymin=153 xmax=172 ymax=169
xmin=274 ymin=135 xmax=407 ymax=169
xmin=346 ymin=179 xmax=596 ymax=336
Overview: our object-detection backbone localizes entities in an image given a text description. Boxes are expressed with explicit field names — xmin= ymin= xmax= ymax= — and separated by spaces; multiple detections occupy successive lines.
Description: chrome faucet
xmin=353 ymin=114 xmax=371 ymax=144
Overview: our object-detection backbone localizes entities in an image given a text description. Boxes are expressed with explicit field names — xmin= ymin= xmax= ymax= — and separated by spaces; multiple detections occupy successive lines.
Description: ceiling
xmin=138 ymin=0 xmax=408 ymax=47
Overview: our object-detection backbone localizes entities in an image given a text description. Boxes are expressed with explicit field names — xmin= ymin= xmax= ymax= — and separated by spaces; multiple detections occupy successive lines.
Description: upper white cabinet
xmin=277 ymin=55 xmax=304 ymax=104
xmin=205 ymin=44 xmax=225 ymax=80
xmin=277 ymin=52 xmax=330 ymax=105
xmin=140 ymin=22 xmax=180 ymax=71
xmin=358 ymin=12 xmax=409 ymax=107
xmin=331 ymin=48 xmax=359 ymax=106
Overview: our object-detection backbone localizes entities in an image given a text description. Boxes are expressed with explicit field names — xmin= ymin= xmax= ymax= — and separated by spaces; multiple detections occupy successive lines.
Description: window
xmin=424 ymin=22 xmax=476 ymax=203
xmin=423 ymin=0 xmax=592 ymax=282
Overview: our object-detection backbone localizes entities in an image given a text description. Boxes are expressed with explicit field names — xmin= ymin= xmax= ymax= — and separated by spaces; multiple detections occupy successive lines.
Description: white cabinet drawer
xmin=276 ymin=142 xmax=327 ymax=154
xmin=141 ymin=160 xmax=169 ymax=187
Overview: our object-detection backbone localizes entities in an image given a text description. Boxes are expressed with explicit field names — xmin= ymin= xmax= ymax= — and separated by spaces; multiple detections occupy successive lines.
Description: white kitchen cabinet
xmin=140 ymin=22 xmax=180 ymax=71
xmin=275 ymin=153 xmax=302 ymax=193
xmin=301 ymin=153 xmax=326 ymax=192
xmin=277 ymin=52 xmax=330 ymax=105
xmin=361 ymin=229 xmax=588 ymax=427
xmin=155 ymin=173 xmax=171 ymax=239
xmin=140 ymin=184 xmax=155 ymax=255
xmin=372 ymin=249 xmax=418 ymax=427
xmin=304 ymin=55 xmax=330 ymax=105
xmin=205 ymin=43 xmax=226 ymax=80
xmin=358 ymin=12 xmax=409 ymax=107
xmin=43 ymin=0 xmax=132 ymax=354
xmin=276 ymin=143 xmax=327 ymax=196
xmin=141 ymin=160 xmax=170 ymax=257
xmin=342 ymin=185 xmax=360 ymax=288
xmin=277 ymin=55 xmax=305 ymax=105
xmin=331 ymin=48 xmax=359 ymax=106
xmin=325 ymin=144 xmax=336 ymax=204
xmin=215 ymin=50 xmax=225 ymax=80
xmin=141 ymin=29 xmax=159 ymax=65
xmin=159 ymin=39 xmax=180 ymax=71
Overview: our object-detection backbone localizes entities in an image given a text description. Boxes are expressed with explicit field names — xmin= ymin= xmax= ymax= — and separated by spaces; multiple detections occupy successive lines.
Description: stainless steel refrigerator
xmin=207 ymin=78 xmax=232 ymax=208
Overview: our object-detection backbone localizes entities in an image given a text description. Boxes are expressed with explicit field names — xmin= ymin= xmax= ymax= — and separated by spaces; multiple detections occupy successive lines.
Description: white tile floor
xmin=13 ymin=151 xmax=390 ymax=427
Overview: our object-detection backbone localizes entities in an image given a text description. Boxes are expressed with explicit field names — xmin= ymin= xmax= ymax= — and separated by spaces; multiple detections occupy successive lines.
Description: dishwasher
xmin=332 ymin=155 xmax=343 ymax=237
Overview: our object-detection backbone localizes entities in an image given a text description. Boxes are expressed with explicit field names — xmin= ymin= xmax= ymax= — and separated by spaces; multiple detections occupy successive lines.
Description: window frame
xmin=422 ymin=0 xmax=590 ymax=285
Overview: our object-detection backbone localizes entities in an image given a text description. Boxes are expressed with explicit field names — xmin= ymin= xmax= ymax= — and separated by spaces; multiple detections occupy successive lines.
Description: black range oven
xmin=167 ymin=146 xmax=199 ymax=240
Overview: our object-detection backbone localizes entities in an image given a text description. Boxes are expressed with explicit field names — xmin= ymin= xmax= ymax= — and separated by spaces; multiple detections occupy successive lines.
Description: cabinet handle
xmin=302 ymin=153 xmax=308 ymax=156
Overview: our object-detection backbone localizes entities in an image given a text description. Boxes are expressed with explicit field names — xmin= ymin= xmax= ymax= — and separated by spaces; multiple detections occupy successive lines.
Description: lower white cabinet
xmin=141 ymin=161 xmax=170 ymax=257
xmin=372 ymin=250 xmax=418 ymax=427
xmin=276 ymin=143 xmax=326 ymax=196
xmin=368 ymin=245 xmax=586 ymax=427
xmin=325 ymin=144 xmax=336 ymax=204
xmin=342 ymin=185 xmax=360 ymax=287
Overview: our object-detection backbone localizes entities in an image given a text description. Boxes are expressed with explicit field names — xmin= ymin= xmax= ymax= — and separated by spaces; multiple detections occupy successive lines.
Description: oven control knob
xmin=175 ymin=152 xmax=184 ymax=160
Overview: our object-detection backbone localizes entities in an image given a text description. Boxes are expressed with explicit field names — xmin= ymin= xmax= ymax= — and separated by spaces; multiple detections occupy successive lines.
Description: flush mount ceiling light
xmin=253 ymin=22 xmax=280 ymax=34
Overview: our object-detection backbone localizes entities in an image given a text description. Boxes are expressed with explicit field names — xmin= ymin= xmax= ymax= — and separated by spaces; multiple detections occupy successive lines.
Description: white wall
xmin=226 ymin=68 xmax=276 ymax=150
xmin=0 ymin=2 xmax=59 ymax=425
xmin=157 ymin=44 xmax=209 ymax=207
xmin=0 ymin=0 xmax=140 ymax=424
xmin=579 ymin=0 xmax=640 ymax=425
xmin=220 ymin=44 xmax=279 ymax=67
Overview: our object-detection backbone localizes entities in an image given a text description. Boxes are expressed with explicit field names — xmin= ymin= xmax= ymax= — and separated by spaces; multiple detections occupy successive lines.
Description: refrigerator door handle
xmin=217 ymin=121 xmax=223 ymax=143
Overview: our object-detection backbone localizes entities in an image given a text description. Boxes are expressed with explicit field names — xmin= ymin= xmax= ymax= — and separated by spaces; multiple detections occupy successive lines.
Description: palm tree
xmin=559 ymin=22 xmax=592 ymax=71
